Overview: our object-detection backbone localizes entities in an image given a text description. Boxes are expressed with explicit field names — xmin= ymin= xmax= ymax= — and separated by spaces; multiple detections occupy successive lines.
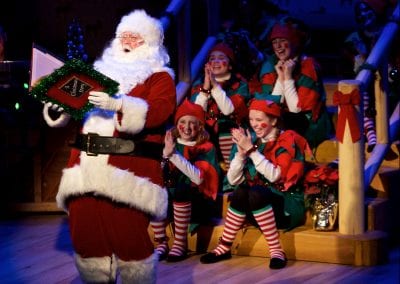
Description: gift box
xmin=30 ymin=59 xmax=119 ymax=120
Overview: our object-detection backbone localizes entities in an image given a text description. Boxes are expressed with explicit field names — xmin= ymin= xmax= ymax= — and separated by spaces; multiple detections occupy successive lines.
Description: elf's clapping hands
xmin=275 ymin=59 xmax=296 ymax=81
xmin=282 ymin=59 xmax=296 ymax=80
xmin=205 ymin=63 xmax=218 ymax=88
xmin=88 ymin=91 xmax=122 ymax=111
xmin=231 ymin=127 xmax=252 ymax=156
xmin=203 ymin=63 xmax=212 ymax=90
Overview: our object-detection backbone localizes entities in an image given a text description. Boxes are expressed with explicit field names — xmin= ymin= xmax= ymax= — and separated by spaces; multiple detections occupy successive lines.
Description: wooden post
xmin=374 ymin=70 xmax=389 ymax=144
xmin=337 ymin=80 xmax=365 ymax=235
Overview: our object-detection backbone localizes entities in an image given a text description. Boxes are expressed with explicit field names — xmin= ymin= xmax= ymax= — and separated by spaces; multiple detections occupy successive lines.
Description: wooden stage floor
xmin=1 ymin=214 xmax=399 ymax=284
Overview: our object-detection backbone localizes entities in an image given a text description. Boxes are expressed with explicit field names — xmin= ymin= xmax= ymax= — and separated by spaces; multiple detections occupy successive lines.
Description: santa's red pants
xmin=68 ymin=195 xmax=154 ymax=261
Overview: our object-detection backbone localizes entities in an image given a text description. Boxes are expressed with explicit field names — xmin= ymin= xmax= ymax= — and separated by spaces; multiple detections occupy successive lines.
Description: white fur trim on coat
xmin=56 ymin=159 xmax=168 ymax=220
xmin=118 ymin=253 xmax=157 ymax=284
xmin=75 ymin=254 xmax=117 ymax=283
xmin=115 ymin=95 xmax=148 ymax=135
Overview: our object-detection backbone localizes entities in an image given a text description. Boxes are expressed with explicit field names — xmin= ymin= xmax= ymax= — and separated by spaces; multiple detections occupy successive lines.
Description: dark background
xmin=0 ymin=0 xmax=171 ymax=62
xmin=0 ymin=0 xmax=357 ymax=67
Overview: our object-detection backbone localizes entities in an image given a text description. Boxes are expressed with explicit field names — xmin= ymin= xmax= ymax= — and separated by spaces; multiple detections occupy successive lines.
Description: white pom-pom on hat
xmin=116 ymin=9 xmax=164 ymax=47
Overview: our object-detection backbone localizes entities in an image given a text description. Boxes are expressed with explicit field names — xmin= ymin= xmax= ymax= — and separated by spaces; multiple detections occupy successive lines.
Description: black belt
xmin=70 ymin=133 xmax=163 ymax=161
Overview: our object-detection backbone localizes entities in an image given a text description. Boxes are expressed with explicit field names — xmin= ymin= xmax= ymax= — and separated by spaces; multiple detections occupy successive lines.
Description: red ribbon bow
xmin=333 ymin=89 xmax=361 ymax=143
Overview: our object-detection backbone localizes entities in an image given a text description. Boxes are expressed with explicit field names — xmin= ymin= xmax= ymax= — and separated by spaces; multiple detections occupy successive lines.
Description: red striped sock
xmin=169 ymin=202 xmax=191 ymax=257
xmin=213 ymin=207 xmax=246 ymax=255
xmin=151 ymin=220 xmax=169 ymax=256
xmin=253 ymin=206 xmax=285 ymax=260
xmin=219 ymin=134 xmax=234 ymax=170
xmin=363 ymin=93 xmax=376 ymax=148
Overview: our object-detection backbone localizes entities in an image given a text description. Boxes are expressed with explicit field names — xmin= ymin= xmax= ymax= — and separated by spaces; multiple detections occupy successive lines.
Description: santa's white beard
xmin=111 ymin=40 xmax=157 ymax=63
xmin=93 ymin=39 xmax=170 ymax=94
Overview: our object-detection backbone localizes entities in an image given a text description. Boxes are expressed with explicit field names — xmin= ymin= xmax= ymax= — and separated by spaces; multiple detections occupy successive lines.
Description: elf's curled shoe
xmin=269 ymin=257 xmax=287 ymax=269
xmin=200 ymin=251 xmax=232 ymax=264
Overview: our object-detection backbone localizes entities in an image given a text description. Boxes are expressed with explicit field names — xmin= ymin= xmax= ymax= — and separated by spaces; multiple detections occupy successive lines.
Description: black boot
xmin=200 ymin=251 xmax=232 ymax=264
xmin=269 ymin=257 xmax=287 ymax=269
xmin=166 ymin=252 xmax=188 ymax=262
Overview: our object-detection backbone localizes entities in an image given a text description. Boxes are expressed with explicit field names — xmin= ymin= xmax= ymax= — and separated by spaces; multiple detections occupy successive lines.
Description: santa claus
xmin=43 ymin=9 xmax=176 ymax=283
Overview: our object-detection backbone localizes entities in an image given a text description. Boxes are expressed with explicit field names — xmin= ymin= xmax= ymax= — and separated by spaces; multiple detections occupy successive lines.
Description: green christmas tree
xmin=66 ymin=19 xmax=88 ymax=62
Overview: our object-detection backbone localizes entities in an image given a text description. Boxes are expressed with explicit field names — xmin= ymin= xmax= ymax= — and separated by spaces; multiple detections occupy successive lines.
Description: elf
xmin=200 ymin=99 xmax=310 ymax=269
xmin=151 ymin=100 xmax=220 ymax=262
xmin=190 ymin=42 xmax=250 ymax=173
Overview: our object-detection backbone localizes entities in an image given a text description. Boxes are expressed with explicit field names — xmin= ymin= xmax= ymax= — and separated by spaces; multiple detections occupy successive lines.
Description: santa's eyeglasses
xmin=116 ymin=32 xmax=143 ymax=42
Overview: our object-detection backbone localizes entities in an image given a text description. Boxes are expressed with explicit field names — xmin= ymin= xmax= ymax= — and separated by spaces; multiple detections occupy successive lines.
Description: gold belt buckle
xmin=86 ymin=133 xmax=99 ymax=156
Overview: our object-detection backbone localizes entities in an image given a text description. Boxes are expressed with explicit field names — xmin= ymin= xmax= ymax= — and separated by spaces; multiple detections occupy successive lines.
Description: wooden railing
xmin=337 ymin=4 xmax=399 ymax=235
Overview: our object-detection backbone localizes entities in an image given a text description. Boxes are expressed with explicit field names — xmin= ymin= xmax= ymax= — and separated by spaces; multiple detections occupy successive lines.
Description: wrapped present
xmin=312 ymin=196 xmax=338 ymax=231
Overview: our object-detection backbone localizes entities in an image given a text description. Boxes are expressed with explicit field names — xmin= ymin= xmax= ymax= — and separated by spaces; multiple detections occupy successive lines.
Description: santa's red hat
xmin=115 ymin=9 xmax=163 ymax=47
xmin=249 ymin=99 xmax=281 ymax=117
xmin=174 ymin=99 xmax=205 ymax=124
xmin=208 ymin=43 xmax=235 ymax=63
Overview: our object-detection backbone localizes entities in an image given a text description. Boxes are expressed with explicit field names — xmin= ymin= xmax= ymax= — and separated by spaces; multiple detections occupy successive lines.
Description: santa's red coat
xmin=55 ymin=71 xmax=176 ymax=220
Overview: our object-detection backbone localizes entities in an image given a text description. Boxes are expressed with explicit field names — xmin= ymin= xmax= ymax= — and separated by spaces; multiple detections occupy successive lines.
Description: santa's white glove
xmin=88 ymin=91 xmax=122 ymax=111
xmin=43 ymin=102 xmax=71 ymax=127
xmin=45 ymin=102 xmax=65 ymax=112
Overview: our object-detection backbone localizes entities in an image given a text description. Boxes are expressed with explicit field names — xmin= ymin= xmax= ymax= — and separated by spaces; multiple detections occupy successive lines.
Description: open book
xmin=29 ymin=46 xmax=119 ymax=120
xmin=30 ymin=44 xmax=64 ymax=88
